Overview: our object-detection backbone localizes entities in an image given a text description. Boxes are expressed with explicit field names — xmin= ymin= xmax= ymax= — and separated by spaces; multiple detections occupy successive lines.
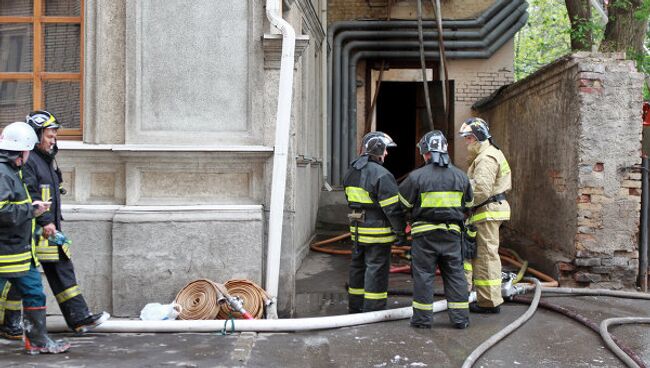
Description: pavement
xmin=2 ymin=243 xmax=650 ymax=367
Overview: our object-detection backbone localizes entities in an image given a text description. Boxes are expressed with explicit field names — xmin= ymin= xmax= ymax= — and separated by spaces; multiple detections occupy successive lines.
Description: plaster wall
xmin=45 ymin=0 xmax=324 ymax=316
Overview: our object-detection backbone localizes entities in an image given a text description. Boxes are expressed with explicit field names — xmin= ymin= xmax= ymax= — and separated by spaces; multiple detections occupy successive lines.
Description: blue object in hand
xmin=48 ymin=231 xmax=71 ymax=246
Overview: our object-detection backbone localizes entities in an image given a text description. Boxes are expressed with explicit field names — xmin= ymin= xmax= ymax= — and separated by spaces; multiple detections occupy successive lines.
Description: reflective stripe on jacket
xmin=467 ymin=142 xmax=511 ymax=224
xmin=343 ymin=155 xmax=405 ymax=244
xmin=399 ymin=162 xmax=473 ymax=237
xmin=0 ymin=154 xmax=37 ymax=278
xmin=24 ymin=150 xmax=64 ymax=262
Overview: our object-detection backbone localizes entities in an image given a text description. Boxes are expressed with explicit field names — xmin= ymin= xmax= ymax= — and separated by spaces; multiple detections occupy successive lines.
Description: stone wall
xmin=475 ymin=53 xmax=644 ymax=289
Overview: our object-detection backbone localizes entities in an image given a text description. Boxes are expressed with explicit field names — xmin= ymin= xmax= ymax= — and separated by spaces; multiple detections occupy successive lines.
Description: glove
xmin=394 ymin=232 xmax=411 ymax=247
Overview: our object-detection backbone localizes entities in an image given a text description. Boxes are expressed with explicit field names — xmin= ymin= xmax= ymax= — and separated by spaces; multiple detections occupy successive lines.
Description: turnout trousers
xmin=348 ymin=242 xmax=392 ymax=313
xmin=0 ymin=263 xmax=47 ymax=324
xmin=411 ymin=230 xmax=469 ymax=326
xmin=0 ymin=257 xmax=92 ymax=330
xmin=469 ymin=221 xmax=504 ymax=308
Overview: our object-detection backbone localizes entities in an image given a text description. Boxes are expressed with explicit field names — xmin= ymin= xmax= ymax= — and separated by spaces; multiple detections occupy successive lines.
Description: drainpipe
xmin=640 ymin=156 xmax=648 ymax=292
xmin=265 ymin=0 xmax=296 ymax=319
xmin=321 ymin=0 xmax=329 ymax=183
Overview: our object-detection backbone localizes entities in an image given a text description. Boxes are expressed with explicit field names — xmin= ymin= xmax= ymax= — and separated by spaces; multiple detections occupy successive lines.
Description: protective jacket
xmin=399 ymin=162 xmax=473 ymax=236
xmin=23 ymin=148 xmax=67 ymax=262
xmin=467 ymin=142 xmax=511 ymax=224
xmin=0 ymin=152 xmax=36 ymax=278
xmin=343 ymin=155 xmax=406 ymax=244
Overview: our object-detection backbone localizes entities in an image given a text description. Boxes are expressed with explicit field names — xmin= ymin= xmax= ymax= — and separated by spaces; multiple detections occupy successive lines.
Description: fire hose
xmin=309 ymin=232 xmax=410 ymax=255
xmin=511 ymin=297 xmax=647 ymax=368
xmin=216 ymin=280 xmax=270 ymax=320
xmin=174 ymin=279 xmax=269 ymax=320
xmin=174 ymin=279 xmax=221 ymax=320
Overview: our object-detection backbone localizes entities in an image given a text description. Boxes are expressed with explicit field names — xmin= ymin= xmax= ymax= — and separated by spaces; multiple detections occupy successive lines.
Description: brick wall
xmin=476 ymin=53 xmax=644 ymax=289
xmin=455 ymin=70 xmax=514 ymax=103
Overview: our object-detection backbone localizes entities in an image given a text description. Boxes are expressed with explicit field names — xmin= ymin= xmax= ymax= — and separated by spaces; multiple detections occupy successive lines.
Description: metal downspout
xmin=265 ymin=0 xmax=296 ymax=319
xmin=641 ymin=156 xmax=648 ymax=292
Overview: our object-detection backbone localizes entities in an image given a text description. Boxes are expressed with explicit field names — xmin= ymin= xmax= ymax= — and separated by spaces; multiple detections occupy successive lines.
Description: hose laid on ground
xmin=174 ymin=279 xmax=221 ymax=320
xmin=216 ymin=279 xmax=270 ymax=320
xmin=462 ymin=278 xmax=542 ymax=368
xmin=600 ymin=317 xmax=650 ymax=368
xmin=48 ymin=292 xmax=477 ymax=333
xmin=541 ymin=287 xmax=650 ymax=300
xmin=512 ymin=297 xmax=647 ymax=368
xmin=310 ymin=232 xmax=409 ymax=255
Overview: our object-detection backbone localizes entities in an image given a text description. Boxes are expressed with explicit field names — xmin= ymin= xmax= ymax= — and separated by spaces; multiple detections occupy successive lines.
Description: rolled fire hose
xmin=600 ymin=317 xmax=650 ymax=368
xmin=216 ymin=279 xmax=270 ymax=320
xmin=174 ymin=279 xmax=221 ymax=320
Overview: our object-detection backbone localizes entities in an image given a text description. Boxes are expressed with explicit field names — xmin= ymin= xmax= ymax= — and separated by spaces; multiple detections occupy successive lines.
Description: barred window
xmin=0 ymin=0 xmax=83 ymax=139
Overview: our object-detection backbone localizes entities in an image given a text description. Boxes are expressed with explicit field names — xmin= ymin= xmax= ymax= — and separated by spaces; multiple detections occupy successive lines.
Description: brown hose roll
xmin=174 ymin=279 xmax=221 ymax=320
xmin=216 ymin=279 xmax=270 ymax=320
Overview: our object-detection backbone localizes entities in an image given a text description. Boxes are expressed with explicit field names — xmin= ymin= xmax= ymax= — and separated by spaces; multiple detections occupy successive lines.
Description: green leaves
xmin=514 ymin=0 xmax=573 ymax=80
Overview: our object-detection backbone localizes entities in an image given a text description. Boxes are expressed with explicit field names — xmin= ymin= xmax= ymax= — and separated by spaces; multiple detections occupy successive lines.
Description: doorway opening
xmin=375 ymin=80 xmax=455 ymax=181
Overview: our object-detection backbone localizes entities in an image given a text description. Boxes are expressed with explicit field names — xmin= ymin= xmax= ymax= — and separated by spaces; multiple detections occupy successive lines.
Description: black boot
xmin=0 ymin=309 xmax=23 ymax=340
xmin=72 ymin=311 xmax=110 ymax=334
xmin=23 ymin=307 xmax=70 ymax=355
xmin=469 ymin=302 xmax=501 ymax=314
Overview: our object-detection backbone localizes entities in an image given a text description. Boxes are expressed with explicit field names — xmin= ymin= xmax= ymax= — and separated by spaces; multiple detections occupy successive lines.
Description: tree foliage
xmin=515 ymin=0 xmax=649 ymax=81
xmin=514 ymin=0 xmax=573 ymax=80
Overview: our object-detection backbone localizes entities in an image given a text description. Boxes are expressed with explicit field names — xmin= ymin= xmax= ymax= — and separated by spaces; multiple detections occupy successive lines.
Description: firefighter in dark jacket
xmin=399 ymin=130 xmax=473 ymax=329
xmin=0 ymin=111 xmax=109 ymax=339
xmin=0 ymin=122 xmax=70 ymax=353
xmin=343 ymin=131 xmax=407 ymax=313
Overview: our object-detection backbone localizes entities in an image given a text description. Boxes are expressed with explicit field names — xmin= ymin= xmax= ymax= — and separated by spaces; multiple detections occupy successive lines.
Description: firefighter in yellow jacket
xmin=459 ymin=117 xmax=511 ymax=313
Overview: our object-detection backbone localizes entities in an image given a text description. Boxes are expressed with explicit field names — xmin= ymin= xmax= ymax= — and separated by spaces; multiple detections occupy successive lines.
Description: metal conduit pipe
xmin=48 ymin=293 xmax=477 ymax=333
xmin=330 ymin=0 xmax=525 ymax=176
xmin=328 ymin=0 xmax=517 ymax=182
xmin=343 ymin=11 xmax=528 ymax=167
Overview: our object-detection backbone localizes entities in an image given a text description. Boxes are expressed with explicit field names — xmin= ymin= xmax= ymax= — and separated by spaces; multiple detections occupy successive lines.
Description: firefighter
xmin=0 ymin=122 xmax=70 ymax=353
xmin=20 ymin=111 xmax=108 ymax=333
xmin=459 ymin=117 xmax=511 ymax=314
xmin=343 ymin=131 xmax=407 ymax=313
xmin=399 ymin=130 xmax=473 ymax=329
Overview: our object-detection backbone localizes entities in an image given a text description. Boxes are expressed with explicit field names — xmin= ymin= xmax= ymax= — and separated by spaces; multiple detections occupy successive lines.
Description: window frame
xmin=0 ymin=0 xmax=84 ymax=139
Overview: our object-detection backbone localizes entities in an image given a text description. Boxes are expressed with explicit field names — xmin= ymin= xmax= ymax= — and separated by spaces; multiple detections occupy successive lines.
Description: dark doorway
xmin=376 ymin=82 xmax=417 ymax=180
xmin=376 ymin=80 xmax=454 ymax=181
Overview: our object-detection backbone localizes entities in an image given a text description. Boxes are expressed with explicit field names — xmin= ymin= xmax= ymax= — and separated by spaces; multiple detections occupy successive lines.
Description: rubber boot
xmin=0 ymin=309 xmax=23 ymax=340
xmin=73 ymin=311 xmax=110 ymax=334
xmin=23 ymin=307 xmax=70 ymax=355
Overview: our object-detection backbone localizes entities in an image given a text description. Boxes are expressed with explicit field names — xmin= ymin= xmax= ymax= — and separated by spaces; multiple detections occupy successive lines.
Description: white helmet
xmin=0 ymin=122 xmax=39 ymax=151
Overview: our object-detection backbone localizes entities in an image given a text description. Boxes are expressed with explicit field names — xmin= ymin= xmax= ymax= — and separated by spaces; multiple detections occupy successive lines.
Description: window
xmin=0 ymin=0 xmax=83 ymax=139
